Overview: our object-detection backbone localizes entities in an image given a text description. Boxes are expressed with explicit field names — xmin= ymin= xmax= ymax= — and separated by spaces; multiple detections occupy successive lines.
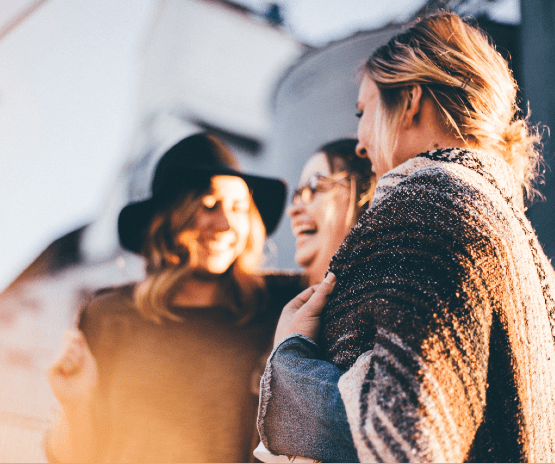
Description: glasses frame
xmin=291 ymin=171 xmax=350 ymax=206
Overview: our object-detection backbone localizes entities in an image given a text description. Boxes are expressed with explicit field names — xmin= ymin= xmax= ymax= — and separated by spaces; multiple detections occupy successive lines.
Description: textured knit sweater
xmin=321 ymin=148 xmax=555 ymax=462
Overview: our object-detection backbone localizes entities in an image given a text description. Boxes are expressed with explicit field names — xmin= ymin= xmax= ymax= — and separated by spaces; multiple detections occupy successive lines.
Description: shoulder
xmin=334 ymin=157 xmax=502 ymax=273
xmin=79 ymin=284 xmax=136 ymax=321
xmin=78 ymin=284 xmax=138 ymax=348
xmin=382 ymin=161 xmax=479 ymax=204
xmin=372 ymin=149 xmax=516 ymax=216
xmin=263 ymin=271 xmax=307 ymax=297
xmin=359 ymin=158 xmax=492 ymax=235
xmin=262 ymin=271 xmax=308 ymax=314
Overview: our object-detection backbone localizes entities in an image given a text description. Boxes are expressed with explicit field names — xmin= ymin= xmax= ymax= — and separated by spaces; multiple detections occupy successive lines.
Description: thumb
xmin=299 ymin=272 xmax=336 ymax=318
xmin=316 ymin=272 xmax=336 ymax=296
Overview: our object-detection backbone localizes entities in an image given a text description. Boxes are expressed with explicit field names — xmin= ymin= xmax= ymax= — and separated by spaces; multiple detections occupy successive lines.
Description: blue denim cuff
xmin=272 ymin=333 xmax=319 ymax=357
xmin=257 ymin=334 xmax=358 ymax=463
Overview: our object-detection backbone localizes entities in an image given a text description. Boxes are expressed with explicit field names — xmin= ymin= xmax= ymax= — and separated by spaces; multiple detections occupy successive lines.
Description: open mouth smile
xmin=292 ymin=222 xmax=317 ymax=238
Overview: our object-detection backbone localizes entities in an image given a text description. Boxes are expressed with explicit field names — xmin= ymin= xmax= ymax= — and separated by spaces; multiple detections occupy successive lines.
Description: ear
xmin=402 ymin=84 xmax=423 ymax=129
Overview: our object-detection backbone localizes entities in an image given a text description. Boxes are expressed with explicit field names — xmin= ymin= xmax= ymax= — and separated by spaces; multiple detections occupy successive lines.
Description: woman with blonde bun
xmin=257 ymin=12 xmax=555 ymax=463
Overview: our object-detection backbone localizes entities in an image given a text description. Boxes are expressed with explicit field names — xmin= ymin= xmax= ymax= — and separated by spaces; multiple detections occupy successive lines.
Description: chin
xmin=193 ymin=268 xmax=225 ymax=280
xmin=196 ymin=260 xmax=235 ymax=277
xmin=206 ymin=265 xmax=232 ymax=275
xmin=294 ymin=253 xmax=313 ymax=272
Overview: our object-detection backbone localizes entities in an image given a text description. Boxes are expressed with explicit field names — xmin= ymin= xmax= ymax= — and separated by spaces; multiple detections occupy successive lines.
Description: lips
xmin=205 ymin=242 xmax=232 ymax=252
xmin=292 ymin=221 xmax=318 ymax=250
xmin=292 ymin=222 xmax=317 ymax=237
xmin=200 ymin=235 xmax=237 ymax=253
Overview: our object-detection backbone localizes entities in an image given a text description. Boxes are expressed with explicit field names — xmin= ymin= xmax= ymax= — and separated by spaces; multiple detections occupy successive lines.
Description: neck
xmin=426 ymin=132 xmax=468 ymax=152
xmin=171 ymin=277 xmax=222 ymax=307
xmin=396 ymin=129 xmax=468 ymax=168
xmin=394 ymin=96 xmax=470 ymax=168
xmin=307 ymin=271 xmax=323 ymax=287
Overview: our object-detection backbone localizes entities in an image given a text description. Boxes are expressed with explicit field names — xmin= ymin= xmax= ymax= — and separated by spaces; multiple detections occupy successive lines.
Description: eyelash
xmin=355 ymin=112 xmax=363 ymax=119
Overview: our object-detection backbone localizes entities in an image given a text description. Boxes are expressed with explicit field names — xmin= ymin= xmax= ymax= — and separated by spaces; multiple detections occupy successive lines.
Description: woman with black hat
xmin=44 ymin=132 xmax=304 ymax=462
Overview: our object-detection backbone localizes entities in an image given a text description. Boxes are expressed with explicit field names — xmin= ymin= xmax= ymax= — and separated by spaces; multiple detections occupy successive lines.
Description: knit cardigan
xmin=320 ymin=148 xmax=555 ymax=462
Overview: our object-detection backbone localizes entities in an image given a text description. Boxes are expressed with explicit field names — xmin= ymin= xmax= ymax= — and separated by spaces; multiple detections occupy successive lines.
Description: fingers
xmin=299 ymin=272 xmax=336 ymax=318
xmin=50 ymin=330 xmax=88 ymax=377
xmin=283 ymin=286 xmax=317 ymax=312
xmin=273 ymin=273 xmax=337 ymax=346
xmin=284 ymin=272 xmax=337 ymax=312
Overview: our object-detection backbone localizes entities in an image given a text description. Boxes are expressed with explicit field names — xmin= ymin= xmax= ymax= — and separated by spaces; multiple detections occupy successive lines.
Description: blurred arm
xmin=45 ymin=330 xmax=99 ymax=462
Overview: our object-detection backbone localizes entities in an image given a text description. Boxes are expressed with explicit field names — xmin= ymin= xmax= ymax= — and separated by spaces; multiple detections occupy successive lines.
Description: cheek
xmin=358 ymin=116 xmax=373 ymax=147
xmin=234 ymin=217 xmax=251 ymax=246
xmin=320 ymin=195 xmax=350 ymax=232
xmin=357 ymin=118 xmax=367 ymax=142
xmin=322 ymin=202 xmax=338 ymax=226
xmin=306 ymin=200 xmax=329 ymax=226
xmin=192 ymin=210 xmax=207 ymax=231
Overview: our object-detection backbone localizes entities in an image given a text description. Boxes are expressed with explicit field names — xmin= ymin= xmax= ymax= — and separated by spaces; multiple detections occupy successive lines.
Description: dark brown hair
xmin=319 ymin=138 xmax=377 ymax=225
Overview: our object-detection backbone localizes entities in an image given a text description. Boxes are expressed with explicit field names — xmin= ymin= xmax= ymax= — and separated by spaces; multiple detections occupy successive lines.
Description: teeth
xmin=205 ymin=241 xmax=233 ymax=252
xmin=292 ymin=224 xmax=317 ymax=236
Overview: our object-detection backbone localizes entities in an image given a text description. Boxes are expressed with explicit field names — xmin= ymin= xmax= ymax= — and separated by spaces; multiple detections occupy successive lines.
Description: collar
xmin=371 ymin=148 xmax=523 ymax=210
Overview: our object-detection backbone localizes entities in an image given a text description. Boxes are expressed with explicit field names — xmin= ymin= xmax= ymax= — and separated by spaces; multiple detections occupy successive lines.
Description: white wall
xmin=0 ymin=0 xmax=155 ymax=290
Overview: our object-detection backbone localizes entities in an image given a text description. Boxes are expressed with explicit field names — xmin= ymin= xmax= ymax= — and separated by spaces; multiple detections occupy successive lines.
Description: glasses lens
xmin=292 ymin=173 xmax=349 ymax=205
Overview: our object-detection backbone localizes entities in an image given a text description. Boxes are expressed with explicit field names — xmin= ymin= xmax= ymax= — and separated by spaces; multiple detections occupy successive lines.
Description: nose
xmin=355 ymin=142 xmax=367 ymax=159
xmin=212 ymin=206 xmax=232 ymax=232
xmin=287 ymin=199 xmax=304 ymax=218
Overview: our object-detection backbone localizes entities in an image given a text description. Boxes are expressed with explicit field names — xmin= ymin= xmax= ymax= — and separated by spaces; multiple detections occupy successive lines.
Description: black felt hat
xmin=118 ymin=133 xmax=287 ymax=254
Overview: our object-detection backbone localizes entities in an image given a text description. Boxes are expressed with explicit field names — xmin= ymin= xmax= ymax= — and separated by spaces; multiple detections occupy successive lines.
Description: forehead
xmin=209 ymin=175 xmax=249 ymax=198
xmin=357 ymin=74 xmax=379 ymax=104
xmin=299 ymin=153 xmax=331 ymax=184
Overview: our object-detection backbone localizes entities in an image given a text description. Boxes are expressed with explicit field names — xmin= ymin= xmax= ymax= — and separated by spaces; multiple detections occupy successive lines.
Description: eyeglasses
xmin=291 ymin=172 xmax=350 ymax=205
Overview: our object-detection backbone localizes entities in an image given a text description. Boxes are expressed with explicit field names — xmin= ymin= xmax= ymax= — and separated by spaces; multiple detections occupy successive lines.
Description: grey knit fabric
xmin=321 ymin=148 xmax=555 ymax=462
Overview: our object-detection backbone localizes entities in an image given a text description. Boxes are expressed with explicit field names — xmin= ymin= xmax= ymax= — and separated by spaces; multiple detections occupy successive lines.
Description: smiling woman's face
xmin=287 ymin=153 xmax=353 ymax=286
xmin=177 ymin=175 xmax=251 ymax=276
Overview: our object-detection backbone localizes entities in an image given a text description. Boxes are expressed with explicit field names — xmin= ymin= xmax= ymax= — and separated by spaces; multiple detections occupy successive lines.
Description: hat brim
xmin=118 ymin=166 xmax=286 ymax=254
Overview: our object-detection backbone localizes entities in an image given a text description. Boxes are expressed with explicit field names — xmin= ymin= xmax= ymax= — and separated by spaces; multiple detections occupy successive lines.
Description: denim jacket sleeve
xmin=257 ymin=334 xmax=359 ymax=463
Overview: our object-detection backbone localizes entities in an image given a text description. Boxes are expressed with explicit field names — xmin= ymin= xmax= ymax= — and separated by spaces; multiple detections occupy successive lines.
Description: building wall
xmin=265 ymin=26 xmax=402 ymax=270
xmin=521 ymin=0 xmax=555 ymax=260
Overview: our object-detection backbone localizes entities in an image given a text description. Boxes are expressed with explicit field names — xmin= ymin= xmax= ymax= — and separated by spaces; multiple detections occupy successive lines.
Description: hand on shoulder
xmin=273 ymin=272 xmax=336 ymax=349
xmin=46 ymin=329 xmax=98 ymax=409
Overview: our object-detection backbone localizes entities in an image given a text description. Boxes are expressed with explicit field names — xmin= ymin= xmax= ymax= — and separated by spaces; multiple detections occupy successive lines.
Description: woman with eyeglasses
xmin=254 ymin=139 xmax=375 ymax=463
xmin=288 ymin=139 xmax=376 ymax=286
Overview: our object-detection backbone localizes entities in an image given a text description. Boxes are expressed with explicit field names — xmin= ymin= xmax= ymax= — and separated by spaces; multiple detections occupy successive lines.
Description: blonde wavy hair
xmin=134 ymin=185 xmax=266 ymax=324
xmin=363 ymin=11 xmax=543 ymax=200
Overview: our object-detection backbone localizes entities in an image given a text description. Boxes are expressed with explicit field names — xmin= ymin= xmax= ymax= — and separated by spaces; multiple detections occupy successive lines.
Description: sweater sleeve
xmin=329 ymin=172 xmax=499 ymax=462
xmin=257 ymin=334 xmax=358 ymax=463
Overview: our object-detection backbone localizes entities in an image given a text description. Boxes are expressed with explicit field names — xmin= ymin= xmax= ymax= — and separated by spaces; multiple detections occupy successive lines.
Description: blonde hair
xmin=134 ymin=186 xmax=266 ymax=324
xmin=363 ymin=11 xmax=543 ymax=200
